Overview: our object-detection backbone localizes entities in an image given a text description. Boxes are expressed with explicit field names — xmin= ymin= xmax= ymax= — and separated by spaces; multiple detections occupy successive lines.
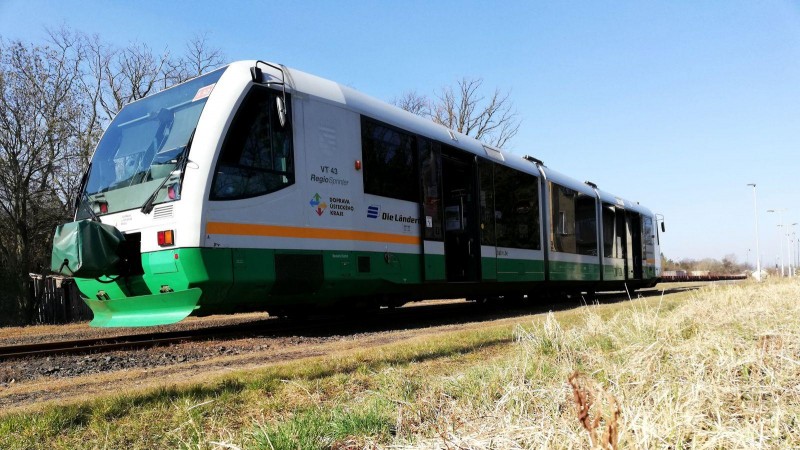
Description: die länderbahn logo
xmin=367 ymin=205 xmax=380 ymax=219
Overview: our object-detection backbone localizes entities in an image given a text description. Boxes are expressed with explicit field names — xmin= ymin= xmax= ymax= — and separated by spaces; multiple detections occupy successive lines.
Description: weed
xmin=251 ymin=401 xmax=391 ymax=450
xmin=567 ymin=371 xmax=620 ymax=450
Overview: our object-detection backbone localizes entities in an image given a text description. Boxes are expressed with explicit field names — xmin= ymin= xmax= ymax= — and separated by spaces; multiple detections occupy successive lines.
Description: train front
xmin=51 ymin=67 xmax=231 ymax=327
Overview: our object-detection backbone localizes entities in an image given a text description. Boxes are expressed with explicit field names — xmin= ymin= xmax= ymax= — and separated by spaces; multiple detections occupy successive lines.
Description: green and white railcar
xmin=52 ymin=60 xmax=661 ymax=327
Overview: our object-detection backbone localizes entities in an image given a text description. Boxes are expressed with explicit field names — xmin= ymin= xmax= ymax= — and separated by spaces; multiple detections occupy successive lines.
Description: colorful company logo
xmin=309 ymin=193 xmax=327 ymax=216
xmin=367 ymin=205 xmax=380 ymax=219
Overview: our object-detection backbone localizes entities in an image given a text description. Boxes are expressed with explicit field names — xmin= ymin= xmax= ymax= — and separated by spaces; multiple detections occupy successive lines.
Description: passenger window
xmin=361 ymin=117 xmax=418 ymax=202
xmin=478 ymin=159 xmax=495 ymax=246
xmin=575 ymin=193 xmax=597 ymax=255
xmin=602 ymin=204 xmax=619 ymax=258
xmin=550 ymin=183 xmax=597 ymax=255
xmin=643 ymin=216 xmax=655 ymax=260
xmin=494 ymin=164 xmax=540 ymax=250
xmin=210 ymin=87 xmax=293 ymax=200
xmin=420 ymin=139 xmax=444 ymax=241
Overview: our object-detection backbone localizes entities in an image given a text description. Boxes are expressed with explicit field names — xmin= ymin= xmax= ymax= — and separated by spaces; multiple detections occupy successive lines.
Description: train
xmin=660 ymin=270 xmax=747 ymax=282
xmin=51 ymin=60 xmax=663 ymax=327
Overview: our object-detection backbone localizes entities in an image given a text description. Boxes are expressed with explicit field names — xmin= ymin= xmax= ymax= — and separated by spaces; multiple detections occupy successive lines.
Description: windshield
xmin=76 ymin=67 xmax=226 ymax=219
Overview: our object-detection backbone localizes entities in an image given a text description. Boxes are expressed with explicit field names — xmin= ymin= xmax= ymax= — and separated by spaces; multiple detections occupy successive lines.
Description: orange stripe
xmin=206 ymin=221 xmax=420 ymax=245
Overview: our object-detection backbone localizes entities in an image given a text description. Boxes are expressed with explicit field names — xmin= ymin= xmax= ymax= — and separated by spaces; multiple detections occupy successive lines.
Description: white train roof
xmin=236 ymin=60 xmax=654 ymax=217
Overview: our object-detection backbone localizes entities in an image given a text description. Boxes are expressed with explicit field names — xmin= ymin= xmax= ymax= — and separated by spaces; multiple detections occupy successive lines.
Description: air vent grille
xmin=153 ymin=205 xmax=174 ymax=219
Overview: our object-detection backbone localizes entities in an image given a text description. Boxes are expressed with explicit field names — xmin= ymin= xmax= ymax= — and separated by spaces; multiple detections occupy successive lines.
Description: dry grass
xmin=4 ymin=281 xmax=798 ymax=449
xmin=390 ymin=280 xmax=800 ymax=449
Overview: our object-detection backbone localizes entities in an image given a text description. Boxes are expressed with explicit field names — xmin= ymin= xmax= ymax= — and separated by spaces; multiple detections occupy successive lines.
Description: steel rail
xmin=0 ymin=322 xmax=267 ymax=361
xmin=0 ymin=300 xmax=504 ymax=360
xmin=0 ymin=286 xmax=685 ymax=361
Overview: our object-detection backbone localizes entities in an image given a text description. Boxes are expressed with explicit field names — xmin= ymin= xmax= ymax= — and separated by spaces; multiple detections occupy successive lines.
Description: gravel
xmin=0 ymin=334 xmax=342 ymax=387
xmin=0 ymin=296 xmax=617 ymax=411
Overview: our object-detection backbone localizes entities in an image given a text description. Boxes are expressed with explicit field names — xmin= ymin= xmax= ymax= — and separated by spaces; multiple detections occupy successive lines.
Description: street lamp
xmin=792 ymin=232 xmax=800 ymax=267
xmin=792 ymin=233 xmax=800 ymax=268
xmin=783 ymin=224 xmax=791 ymax=277
xmin=768 ymin=209 xmax=786 ymax=276
xmin=747 ymin=184 xmax=761 ymax=279
xmin=791 ymin=223 xmax=798 ymax=276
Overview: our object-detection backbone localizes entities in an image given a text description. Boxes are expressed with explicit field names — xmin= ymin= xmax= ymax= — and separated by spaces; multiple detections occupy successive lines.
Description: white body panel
xmin=90 ymin=59 xmax=659 ymax=278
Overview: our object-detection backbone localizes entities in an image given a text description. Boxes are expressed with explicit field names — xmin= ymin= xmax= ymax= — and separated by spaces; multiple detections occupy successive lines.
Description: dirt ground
xmin=0 ymin=284 xmax=704 ymax=415
xmin=0 ymin=312 xmax=271 ymax=346
xmin=0 ymin=299 xmax=539 ymax=414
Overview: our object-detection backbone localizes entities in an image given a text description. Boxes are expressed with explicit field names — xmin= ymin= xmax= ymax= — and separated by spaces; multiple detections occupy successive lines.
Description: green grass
xmin=2 ymin=280 xmax=797 ymax=449
xmin=0 ymin=326 xmax=514 ymax=449
xmin=252 ymin=400 xmax=393 ymax=450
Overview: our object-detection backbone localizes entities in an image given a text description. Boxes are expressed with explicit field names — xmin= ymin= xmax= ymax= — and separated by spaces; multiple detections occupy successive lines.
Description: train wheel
xmin=500 ymin=294 xmax=527 ymax=308
xmin=277 ymin=307 xmax=309 ymax=321
xmin=470 ymin=297 xmax=492 ymax=308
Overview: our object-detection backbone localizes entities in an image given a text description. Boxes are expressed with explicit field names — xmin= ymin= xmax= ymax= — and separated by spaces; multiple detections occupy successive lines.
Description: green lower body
xmin=86 ymin=288 xmax=203 ymax=327
xmin=77 ymin=248 xmax=427 ymax=327
xmin=74 ymin=248 xmax=654 ymax=327
xmin=549 ymin=260 xmax=601 ymax=281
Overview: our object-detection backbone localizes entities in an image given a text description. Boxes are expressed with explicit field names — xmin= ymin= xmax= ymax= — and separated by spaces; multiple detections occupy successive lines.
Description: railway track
xmin=0 ymin=301 xmax=496 ymax=361
xmin=0 ymin=302 xmax=526 ymax=361
xmin=0 ymin=322 xmax=267 ymax=361
xmin=0 ymin=285 xmax=699 ymax=361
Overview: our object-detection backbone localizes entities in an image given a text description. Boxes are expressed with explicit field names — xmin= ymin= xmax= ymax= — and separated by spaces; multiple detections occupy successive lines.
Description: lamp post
xmin=787 ymin=228 xmax=793 ymax=277
xmin=791 ymin=223 xmax=798 ymax=276
xmin=747 ymin=184 xmax=761 ymax=280
xmin=767 ymin=209 xmax=786 ymax=276
xmin=794 ymin=233 xmax=800 ymax=267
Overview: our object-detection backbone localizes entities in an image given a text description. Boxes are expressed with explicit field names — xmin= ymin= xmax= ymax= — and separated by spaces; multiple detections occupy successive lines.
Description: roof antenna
xmin=523 ymin=155 xmax=544 ymax=166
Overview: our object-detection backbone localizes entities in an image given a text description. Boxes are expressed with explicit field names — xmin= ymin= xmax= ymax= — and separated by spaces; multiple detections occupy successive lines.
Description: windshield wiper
xmin=74 ymin=163 xmax=101 ymax=222
xmin=140 ymin=128 xmax=196 ymax=214
xmin=81 ymin=192 xmax=101 ymax=222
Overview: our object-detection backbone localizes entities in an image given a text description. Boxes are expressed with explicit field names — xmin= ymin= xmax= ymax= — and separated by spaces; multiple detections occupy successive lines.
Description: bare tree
xmin=394 ymin=77 xmax=521 ymax=149
xmin=664 ymin=254 xmax=748 ymax=275
xmin=0 ymin=27 xmax=226 ymax=324
xmin=80 ymin=32 xmax=114 ymax=154
xmin=95 ymin=42 xmax=171 ymax=119
xmin=84 ymin=32 xmax=225 ymax=120
xmin=48 ymin=28 xmax=104 ymax=197
xmin=166 ymin=32 xmax=225 ymax=85
xmin=392 ymin=90 xmax=430 ymax=117
xmin=0 ymin=36 xmax=85 ymax=322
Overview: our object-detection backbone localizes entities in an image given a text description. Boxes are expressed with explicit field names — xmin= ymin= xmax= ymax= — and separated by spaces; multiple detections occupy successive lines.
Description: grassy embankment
xmin=1 ymin=280 xmax=798 ymax=449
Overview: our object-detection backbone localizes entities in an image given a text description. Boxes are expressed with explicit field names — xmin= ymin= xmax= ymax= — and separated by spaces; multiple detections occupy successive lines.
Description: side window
xmin=575 ymin=193 xmax=598 ymax=255
xmin=643 ymin=215 xmax=655 ymax=260
xmin=495 ymin=165 xmax=540 ymax=250
xmin=478 ymin=159 xmax=495 ymax=246
xmin=420 ymin=138 xmax=444 ymax=241
xmin=602 ymin=204 xmax=618 ymax=258
xmin=362 ymin=117 xmax=418 ymax=202
xmin=550 ymin=183 xmax=597 ymax=255
xmin=210 ymin=87 xmax=293 ymax=200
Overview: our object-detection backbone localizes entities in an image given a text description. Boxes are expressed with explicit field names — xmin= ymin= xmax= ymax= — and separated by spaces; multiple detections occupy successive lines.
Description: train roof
xmin=236 ymin=60 xmax=655 ymax=216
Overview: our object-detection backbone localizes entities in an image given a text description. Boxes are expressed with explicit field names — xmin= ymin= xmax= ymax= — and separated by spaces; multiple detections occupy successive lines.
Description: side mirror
xmin=276 ymin=96 xmax=287 ymax=128
xmin=250 ymin=66 xmax=263 ymax=83
xmin=661 ymin=222 xmax=666 ymax=233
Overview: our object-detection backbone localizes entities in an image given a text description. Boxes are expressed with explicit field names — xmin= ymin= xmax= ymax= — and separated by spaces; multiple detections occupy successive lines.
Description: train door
xmin=642 ymin=215 xmax=656 ymax=278
xmin=626 ymin=212 xmax=643 ymax=279
xmin=419 ymin=140 xmax=446 ymax=281
xmin=616 ymin=206 xmax=629 ymax=279
xmin=441 ymin=150 xmax=481 ymax=281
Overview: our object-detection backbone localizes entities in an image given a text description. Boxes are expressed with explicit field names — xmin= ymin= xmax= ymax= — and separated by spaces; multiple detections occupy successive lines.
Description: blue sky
xmin=2 ymin=0 xmax=799 ymax=267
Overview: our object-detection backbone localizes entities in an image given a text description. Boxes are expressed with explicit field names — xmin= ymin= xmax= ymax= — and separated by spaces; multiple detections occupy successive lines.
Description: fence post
xmin=29 ymin=274 xmax=91 ymax=325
